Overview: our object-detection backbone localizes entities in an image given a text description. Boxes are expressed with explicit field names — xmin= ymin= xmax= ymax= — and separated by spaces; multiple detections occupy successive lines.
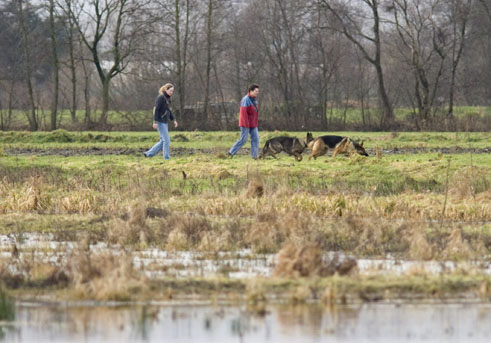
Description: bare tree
xmin=172 ymin=0 xmax=193 ymax=125
xmin=202 ymin=0 xmax=214 ymax=121
xmin=307 ymin=2 xmax=344 ymax=129
xmin=68 ymin=0 xmax=151 ymax=127
xmin=48 ymin=0 xmax=59 ymax=130
xmin=227 ymin=6 xmax=265 ymax=103
xmin=0 ymin=0 xmax=23 ymax=130
xmin=252 ymin=0 xmax=310 ymax=129
xmin=58 ymin=0 xmax=78 ymax=124
xmin=319 ymin=0 xmax=394 ymax=129
xmin=150 ymin=0 xmax=199 ymax=127
xmin=478 ymin=0 xmax=491 ymax=22
xmin=390 ymin=0 xmax=449 ymax=127
xmin=17 ymin=0 xmax=38 ymax=130
xmin=444 ymin=0 xmax=472 ymax=119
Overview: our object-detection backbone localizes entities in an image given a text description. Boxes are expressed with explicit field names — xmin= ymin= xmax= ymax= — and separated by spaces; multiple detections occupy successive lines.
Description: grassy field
xmin=1 ymin=129 xmax=490 ymax=149
xmin=2 ymin=105 xmax=490 ymax=130
xmin=0 ymin=130 xmax=490 ymax=303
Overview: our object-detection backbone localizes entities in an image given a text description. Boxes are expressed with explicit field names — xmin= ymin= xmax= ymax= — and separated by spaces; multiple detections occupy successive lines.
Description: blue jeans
xmin=145 ymin=122 xmax=170 ymax=159
xmin=229 ymin=127 xmax=259 ymax=158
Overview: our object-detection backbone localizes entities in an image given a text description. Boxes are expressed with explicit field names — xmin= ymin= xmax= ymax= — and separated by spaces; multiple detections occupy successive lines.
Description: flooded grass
xmin=0 ymin=131 xmax=490 ymax=303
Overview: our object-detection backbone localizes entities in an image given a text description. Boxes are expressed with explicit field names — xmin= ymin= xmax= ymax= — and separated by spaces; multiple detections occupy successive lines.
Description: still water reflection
xmin=1 ymin=301 xmax=490 ymax=342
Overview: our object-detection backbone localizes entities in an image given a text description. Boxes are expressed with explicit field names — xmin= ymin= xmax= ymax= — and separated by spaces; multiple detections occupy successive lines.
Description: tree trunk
xmin=0 ymin=89 xmax=3 ymax=130
xmin=203 ymin=0 xmax=213 ymax=124
xmin=49 ymin=0 xmax=59 ymax=131
xmin=81 ymin=57 xmax=92 ymax=127
xmin=372 ymin=3 xmax=394 ymax=129
xmin=101 ymin=79 xmax=111 ymax=127
xmin=376 ymin=64 xmax=394 ymax=129
xmin=214 ymin=64 xmax=229 ymax=130
xmin=448 ymin=0 xmax=471 ymax=118
xmin=174 ymin=0 xmax=190 ymax=128
xmin=66 ymin=0 xmax=77 ymax=123
xmin=277 ymin=0 xmax=305 ymax=126
xmin=18 ymin=0 xmax=38 ymax=131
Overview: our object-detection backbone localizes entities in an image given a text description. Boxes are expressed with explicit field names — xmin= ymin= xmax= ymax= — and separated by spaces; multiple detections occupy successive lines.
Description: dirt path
xmin=4 ymin=146 xmax=491 ymax=156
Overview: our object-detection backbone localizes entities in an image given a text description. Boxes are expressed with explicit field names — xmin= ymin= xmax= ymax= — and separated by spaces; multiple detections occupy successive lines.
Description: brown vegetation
xmin=274 ymin=243 xmax=358 ymax=278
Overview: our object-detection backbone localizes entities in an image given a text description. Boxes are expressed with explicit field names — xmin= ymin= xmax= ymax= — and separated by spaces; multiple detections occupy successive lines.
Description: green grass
xmin=1 ymin=130 xmax=489 ymax=204
xmin=2 ymin=105 xmax=491 ymax=130
xmin=1 ymin=130 xmax=490 ymax=150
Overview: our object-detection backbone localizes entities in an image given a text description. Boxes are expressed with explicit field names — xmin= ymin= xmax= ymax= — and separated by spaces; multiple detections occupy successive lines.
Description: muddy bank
xmin=4 ymin=146 xmax=491 ymax=156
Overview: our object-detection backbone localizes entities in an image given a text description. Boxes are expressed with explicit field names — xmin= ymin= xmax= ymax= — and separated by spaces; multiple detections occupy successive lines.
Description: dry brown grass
xmin=244 ymin=210 xmax=314 ymax=253
xmin=67 ymin=236 xmax=147 ymax=300
xmin=450 ymin=167 xmax=489 ymax=199
xmin=245 ymin=224 xmax=284 ymax=254
xmin=274 ymin=243 xmax=358 ymax=278
xmin=60 ymin=190 xmax=99 ymax=214
xmin=0 ymin=247 xmax=69 ymax=289
xmin=408 ymin=227 xmax=434 ymax=260
xmin=274 ymin=243 xmax=326 ymax=277
xmin=212 ymin=167 xmax=233 ymax=180
xmin=180 ymin=188 xmax=491 ymax=223
xmin=1 ymin=151 xmax=489 ymax=267
xmin=375 ymin=146 xmax=383 ymax=159
xmin=1 ymin=177 xmax=52 ymax=212
xmin=71 ymin=252 xmax=146 ymax=301
xmin=246 ymin=177 xmax=264 ymax=198
xmin=165 ymin=213 xmax=214 ymax=251
xmin=107 ymin=202 xmax=153 ymax=247
xmin=441 ymin=228 xmax=472 ymax=260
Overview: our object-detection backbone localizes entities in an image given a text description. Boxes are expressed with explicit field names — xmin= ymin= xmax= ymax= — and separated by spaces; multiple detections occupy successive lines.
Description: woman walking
xmin=144 ymin=83 xmax=179 ymax=160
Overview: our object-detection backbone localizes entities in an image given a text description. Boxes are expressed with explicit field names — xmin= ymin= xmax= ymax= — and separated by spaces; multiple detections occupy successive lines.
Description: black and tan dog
xmin=260 ymin=132 xmax=314 ymax=161
xmin=308 ymin=135 xmax=368 ymax=160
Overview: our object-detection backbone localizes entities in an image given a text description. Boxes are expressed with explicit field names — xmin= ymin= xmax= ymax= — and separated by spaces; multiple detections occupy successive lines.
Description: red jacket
xmin=238 ymin=94 xmax=259 ymax=128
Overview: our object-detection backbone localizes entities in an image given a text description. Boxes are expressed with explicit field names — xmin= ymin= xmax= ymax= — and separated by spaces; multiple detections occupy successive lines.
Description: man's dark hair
xmin=248 ymin=84 xmax=259 ymax=92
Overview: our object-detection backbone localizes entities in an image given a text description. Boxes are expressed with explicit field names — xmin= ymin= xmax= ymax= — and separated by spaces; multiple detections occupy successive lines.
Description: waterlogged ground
xmin=0 ymin=130 xmax=490 ymax=343
xmin=0 ymin=129 xmax=490 ymax=336
xmin=1 ymin=233 xmax=490 ymax=279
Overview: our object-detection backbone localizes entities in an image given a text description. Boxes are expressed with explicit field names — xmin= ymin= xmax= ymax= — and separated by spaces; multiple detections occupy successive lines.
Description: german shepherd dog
xmin=308 ymin=135 xmax=368 ymax=160
xmin=260 ymin=132 xmax=314 ymax=161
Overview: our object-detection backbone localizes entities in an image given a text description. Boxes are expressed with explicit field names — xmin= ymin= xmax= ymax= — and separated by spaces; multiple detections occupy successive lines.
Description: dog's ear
xmin=360 ymin=140 xmax=364 ymax=147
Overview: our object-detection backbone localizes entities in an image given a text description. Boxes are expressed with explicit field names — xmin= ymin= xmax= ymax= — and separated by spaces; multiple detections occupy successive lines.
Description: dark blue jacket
xmin=154 ymin=93 xmax=175 ymax=123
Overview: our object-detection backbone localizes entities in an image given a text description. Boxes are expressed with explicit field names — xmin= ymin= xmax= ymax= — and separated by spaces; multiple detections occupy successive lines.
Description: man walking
xmin=229 ymin=84 xmax=260 ymax=159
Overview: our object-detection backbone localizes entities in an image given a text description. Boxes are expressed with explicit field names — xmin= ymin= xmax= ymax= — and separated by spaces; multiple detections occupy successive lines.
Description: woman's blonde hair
xmin=159 ymin=83 xmax=174 ymax=94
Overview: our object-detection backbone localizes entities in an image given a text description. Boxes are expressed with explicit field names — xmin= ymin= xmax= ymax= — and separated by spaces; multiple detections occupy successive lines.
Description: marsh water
xmin=1 ymin=234 xmax=490 ymax=342
xmin=1 ymin=301 xmax=490 ymax=342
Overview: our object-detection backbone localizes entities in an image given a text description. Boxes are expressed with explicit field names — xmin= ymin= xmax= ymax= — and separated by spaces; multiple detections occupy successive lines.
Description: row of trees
xmin=1 ymin=0 xmax=490 ymax=131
